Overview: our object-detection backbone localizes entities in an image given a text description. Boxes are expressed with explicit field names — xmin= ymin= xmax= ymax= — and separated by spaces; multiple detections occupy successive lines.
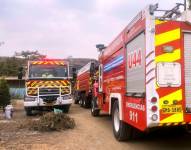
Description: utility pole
xmin=184 ymin=0 xmax=187 ymax=10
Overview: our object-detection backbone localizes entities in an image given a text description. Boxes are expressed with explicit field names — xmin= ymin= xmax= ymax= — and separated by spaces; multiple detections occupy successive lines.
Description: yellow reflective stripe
xmin=159 ymin=89 xmax=182 ymax=106
xmin=155 ymin=28 xmax=180 ymax=46
xmin=32 ymin=62 xmax=38 ymax=65
xmin=54 ymin=61 xmax=58 ymax=65
xmin=61 ymin=81 xmax=67 ymax=86
xmin=156 ymin=84 xmax=159 ymax=90
xmin=159 ymin=89 xmax=183 ymax=123
xmin=155 ymin=49 xmax=181 ymax=63
xmin=26 ymin=82 xmax=31 ymax=86
xmin=160 ymin=113 xmax=183 ymax=123
xmin=155 ymin=20 xmax=167 ymax=25
xmin=31 ymin=81 xmax=37 ymax=87
xmin=39 ymin=81 xmax=44 ymax=86
xmin=56 ymin=81 xmax=61 ymax=86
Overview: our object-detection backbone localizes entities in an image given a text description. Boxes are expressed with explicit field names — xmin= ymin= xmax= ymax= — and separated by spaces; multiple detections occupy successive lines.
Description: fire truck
xmin=74 ymin=60 xmax=98 ymax=108
xmin=91 ymin=3 xmax=191 ymax=141
xmin=24 ymin=59 xmax=72 ymax=115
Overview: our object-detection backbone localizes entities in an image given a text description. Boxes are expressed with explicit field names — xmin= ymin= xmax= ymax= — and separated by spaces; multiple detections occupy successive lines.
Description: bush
xmin=0 ymin=78 xmax=11 ymax=108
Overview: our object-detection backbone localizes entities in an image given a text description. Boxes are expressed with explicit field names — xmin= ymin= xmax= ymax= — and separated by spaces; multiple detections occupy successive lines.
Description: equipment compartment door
xmin=184 ymin=33 xmax=191 ymax=112
xmin=126 ymin=33 xmax=145 ymax=94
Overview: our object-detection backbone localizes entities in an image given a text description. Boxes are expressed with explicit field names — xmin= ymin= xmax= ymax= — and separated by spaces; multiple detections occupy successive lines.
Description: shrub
xmin=0 ymin=78 xmax=11 ymax=108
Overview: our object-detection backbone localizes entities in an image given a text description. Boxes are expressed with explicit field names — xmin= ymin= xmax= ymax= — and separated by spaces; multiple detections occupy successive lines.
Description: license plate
xmin=162 ymin=105 xmax=182 ymax=114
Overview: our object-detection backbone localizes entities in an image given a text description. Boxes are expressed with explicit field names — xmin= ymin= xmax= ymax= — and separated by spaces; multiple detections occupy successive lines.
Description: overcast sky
xmin=0 ymin=0 xmax=184 ymax=59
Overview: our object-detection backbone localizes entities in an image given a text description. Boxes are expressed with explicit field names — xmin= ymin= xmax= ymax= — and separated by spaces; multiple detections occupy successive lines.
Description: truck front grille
xmin=39 ymin=88 xmax=60 ymax=95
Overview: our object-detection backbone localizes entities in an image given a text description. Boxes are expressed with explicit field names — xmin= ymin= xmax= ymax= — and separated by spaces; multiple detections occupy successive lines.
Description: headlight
xmin=24 ymin=96 xmax=36 ymax=101
xmin=62 ymin=95 xmax=72 ymax=100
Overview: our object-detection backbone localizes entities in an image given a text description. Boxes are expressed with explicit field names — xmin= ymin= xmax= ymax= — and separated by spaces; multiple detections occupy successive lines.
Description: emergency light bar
xmin=31 ymin=61 xmax=66 ymax=65
xmin=150 ymin=2 xmax=186 ymax=20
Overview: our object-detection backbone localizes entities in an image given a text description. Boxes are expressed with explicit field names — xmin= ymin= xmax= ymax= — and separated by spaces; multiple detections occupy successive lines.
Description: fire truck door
xmin=184 ymin=32 xmax=191 ymax=112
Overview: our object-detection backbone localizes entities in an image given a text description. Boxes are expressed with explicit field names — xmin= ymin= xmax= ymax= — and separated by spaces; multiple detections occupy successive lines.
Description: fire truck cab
xmin=91 ymin=4 xmax=191 ymax=141
xmin=24 ymin=59 xmax=72 ymax=115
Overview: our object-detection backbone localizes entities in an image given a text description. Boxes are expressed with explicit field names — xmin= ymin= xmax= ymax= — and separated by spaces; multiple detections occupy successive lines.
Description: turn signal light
xmin=151 ymin=97 xmax=157 ymax=103
xmin=151 ymin=106 xmax=158 ymax=112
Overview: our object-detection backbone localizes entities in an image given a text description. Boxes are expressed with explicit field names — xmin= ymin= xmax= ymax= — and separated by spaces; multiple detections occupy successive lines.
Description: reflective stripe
xmin=159 ymin=89 xmax=182 ymax=107
xmin=155 ymin=49 xmax=181 ymax=62
xmin=155 ymin=20 xmax=167 ymax=25
xmin=159 ymin=89 xmax=183 ymax=123
xmin=160 ymin=113 xmax=183 ymax=123
xmin=155 ymin=28 xmax=180 ymax=46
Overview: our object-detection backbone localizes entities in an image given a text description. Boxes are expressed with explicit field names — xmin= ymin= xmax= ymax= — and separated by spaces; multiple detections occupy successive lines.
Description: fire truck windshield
xmin=29 ymin=64 xmax=68 ymax=79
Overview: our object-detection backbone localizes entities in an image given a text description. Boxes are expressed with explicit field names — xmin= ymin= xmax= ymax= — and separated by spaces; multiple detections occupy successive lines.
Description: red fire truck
xmin=74 ymin=60 xmax=98 ymax=108
xmin=91 ymin=3 xmax=191 ymax=141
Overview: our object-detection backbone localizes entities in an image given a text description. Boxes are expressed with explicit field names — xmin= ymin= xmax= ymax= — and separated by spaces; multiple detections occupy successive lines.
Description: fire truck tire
xmin=62 ymin=105 xmax=70 ymax=113
xmin=83 ymin=96 xmax=90 ymax=108
xmin=25 ymin=107 xmax=33 ymax=116
xmin=91 ymin=98 xmax=100 ymax=117
xmin=79 ymin=94 xmax=84 ymax=107
xmin=74 ymin=93 xmax=80 ymax=104
xmin=74 ymin=98 xmax=79 ymax=104
xmin=112 ymin=101 xmax=132 ymax=141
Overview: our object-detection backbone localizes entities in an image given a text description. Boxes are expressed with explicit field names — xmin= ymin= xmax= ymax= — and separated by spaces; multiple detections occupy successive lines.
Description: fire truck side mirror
xmin=149 ymin=3 xmax=158 ymax=15
xmin=18 ymin=67 xmax=23 ymax=80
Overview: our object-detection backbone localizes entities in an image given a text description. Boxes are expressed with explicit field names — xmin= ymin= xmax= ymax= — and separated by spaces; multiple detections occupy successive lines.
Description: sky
xmin=0 ymin=0 xmax=185 ymax=59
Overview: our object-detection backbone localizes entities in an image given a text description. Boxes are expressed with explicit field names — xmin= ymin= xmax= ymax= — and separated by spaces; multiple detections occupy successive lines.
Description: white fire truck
xmin=24 ymin=59 xmax=72 ymax=115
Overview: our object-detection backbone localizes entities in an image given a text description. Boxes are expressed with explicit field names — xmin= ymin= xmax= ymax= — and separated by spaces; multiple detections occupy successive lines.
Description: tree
xmin=0 ymin=78 xmax=11 ymax=108
xmin=0 ymin=57 xmax=26 ymax=76
xmin=14 ymin=50 xmax=46 ymax=60
xmin=188 ymin=0 xmax=191 ymax=10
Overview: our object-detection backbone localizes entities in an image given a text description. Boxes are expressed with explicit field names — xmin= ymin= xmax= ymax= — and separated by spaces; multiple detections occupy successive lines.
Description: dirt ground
xmin=1 ymin=101 xmax=191 ymax=150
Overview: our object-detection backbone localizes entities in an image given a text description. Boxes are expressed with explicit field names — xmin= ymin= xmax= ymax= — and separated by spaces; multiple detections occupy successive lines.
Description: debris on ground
xmin=22 ymin=112 xmax=75 ymax=132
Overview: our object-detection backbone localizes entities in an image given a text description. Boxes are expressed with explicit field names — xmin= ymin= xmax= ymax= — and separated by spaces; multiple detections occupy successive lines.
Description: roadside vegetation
xmin=0 ymin=78 xmax=11 ymax=109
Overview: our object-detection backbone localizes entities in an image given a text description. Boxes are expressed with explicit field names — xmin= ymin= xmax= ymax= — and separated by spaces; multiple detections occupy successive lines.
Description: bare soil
xmin=1 ymin=101 xmax=191 ymax=150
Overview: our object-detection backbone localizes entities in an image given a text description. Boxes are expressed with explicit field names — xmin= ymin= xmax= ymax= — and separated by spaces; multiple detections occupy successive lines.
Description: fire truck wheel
xmin=91 ymin=98 xmax=100 ymax=117
xmin=83 ymin=96 xmax=90 ymax=108
xmin=79 ymin=94 xmax=84 ymax=107
xmin=112 ymin=101 xmax=132 ymax=141
xmin=74 ymin=99 xmax=79 ymax=104
xmin=25 ymin=107 xmax=33 ymax=116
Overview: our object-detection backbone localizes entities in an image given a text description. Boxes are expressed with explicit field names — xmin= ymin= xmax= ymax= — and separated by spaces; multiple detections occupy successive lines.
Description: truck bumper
xmin=24 ymin=97 xmax=73 ymax=107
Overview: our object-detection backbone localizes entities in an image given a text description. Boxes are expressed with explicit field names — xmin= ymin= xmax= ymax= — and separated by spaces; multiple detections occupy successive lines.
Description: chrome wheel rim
xmin=91 ymin=101 xmax=94 ymax=112
xmin=114 ymin=108 xmax=120 ymax=132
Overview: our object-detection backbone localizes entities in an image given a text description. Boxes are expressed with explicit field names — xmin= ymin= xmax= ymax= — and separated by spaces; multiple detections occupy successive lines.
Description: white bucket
xmin=5 ymin=105 xmax=13 ymax=119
